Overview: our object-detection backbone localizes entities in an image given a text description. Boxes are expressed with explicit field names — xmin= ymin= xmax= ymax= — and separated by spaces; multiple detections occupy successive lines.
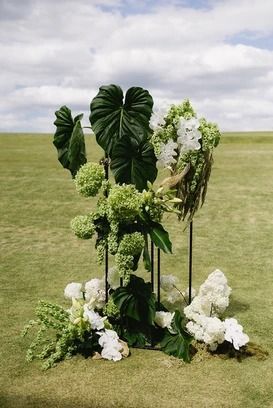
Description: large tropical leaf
xmin=160 ymin=311 xmax=192 ymax=362
xmin=53 ymin=106 xmax=86 ymax=177
xmin=112 ymin=275 xmax=156 ymax=325
xmin=89 ymin=84 xmax=153 ymax=155
xmin=148 ymin=222 xmax=172 ymax=254
xmin=110 ymin=134 xmax=157 ymax=191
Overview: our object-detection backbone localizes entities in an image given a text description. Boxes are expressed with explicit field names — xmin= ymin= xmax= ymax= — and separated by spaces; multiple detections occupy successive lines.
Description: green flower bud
xmin=74 ymin=162 xmax=105 ymax=197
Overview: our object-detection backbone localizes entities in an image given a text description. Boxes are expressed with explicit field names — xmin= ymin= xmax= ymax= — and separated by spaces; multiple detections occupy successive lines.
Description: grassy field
xmin=0 ymin=132 xmax=273 ymax=408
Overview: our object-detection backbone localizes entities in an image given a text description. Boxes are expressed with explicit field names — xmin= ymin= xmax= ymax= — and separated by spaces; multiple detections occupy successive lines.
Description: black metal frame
xmin=102 ymin=157 xmax=193 ymax=305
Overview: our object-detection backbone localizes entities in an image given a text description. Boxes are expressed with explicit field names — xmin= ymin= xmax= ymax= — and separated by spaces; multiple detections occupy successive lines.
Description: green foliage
xmin=90 ymin=84 xmax=157 ymax=191
xmin=110 ymin=137 xmax=157 ymax=191
xmin=112 ymin=275 xmax=156 ymax=326
xmin=90 ymin=85 xmax=153 ymax=154
xmin=147 ymin=221 xmax=172 ymax=254
xmin=22 ymin=301 xmax=99 ymax=369
xmin=53 ymin=106 xmax=87 ymax=177
xmin=160 ymin=311 xmax=192 ymax=362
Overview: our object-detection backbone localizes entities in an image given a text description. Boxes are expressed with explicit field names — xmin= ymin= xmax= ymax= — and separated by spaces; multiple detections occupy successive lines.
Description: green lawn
xmin=0 ymin=132 xmax=273 ymax=408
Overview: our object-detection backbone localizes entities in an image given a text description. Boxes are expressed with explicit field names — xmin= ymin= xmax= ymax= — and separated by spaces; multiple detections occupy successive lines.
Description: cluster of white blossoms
xmin=83 ymin=304 xmax=107 ymax=330
xmin=64 ymin=278 xmax=106 ymax=310
xmin=84 ymin=278 xmax=106 ymax=310
xmin=149 ymin=105 xmax=169 ymax=131
xmin=185 ymin=269 xmax=231 ymax=319
xmin=176 ymin=117 xmax=201 ymax=154
xmin=97 ymin=329 xmax=123 ymax=361
xmin=64 ymin=278 xmax=126 ymax=362
xmin=157 ymin=140 xmax=178 ymax=167
xmin=154 ymin=311 xmax=175 ymax=329
xmin=184 ymin=270 xmax=249 ymax=351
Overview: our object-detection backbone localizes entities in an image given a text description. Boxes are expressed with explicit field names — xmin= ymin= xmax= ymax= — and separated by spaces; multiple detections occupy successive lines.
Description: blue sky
xmin=0 ymin=0 xmax=273 ymax=132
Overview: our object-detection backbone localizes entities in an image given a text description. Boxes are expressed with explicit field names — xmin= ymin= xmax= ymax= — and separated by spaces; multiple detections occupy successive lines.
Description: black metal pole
xmin=157 ymin=248 xmax=161 ymax=306
xmin=102 ymin=155 xmax=109 ymax=302
xmin=188 ymin=221 xmax=193 ymax=304
xmin=151 ymin=240 xmax=154 ymax=292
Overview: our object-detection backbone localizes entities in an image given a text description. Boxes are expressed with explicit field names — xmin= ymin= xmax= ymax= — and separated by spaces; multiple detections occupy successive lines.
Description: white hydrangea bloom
xmin=83 ymin=305 xmax=106 ymax=330
xmin=97 ymin=329 xmax=123 ymax=362
xmin=149 ymin=105 xmax=169 ymax=130
xmin=177 ymin=117 xmax=201 ymax=153
xmin=64 ymin=282 xmax=83 ymax=300
xmin=184 ymin=295 xmax=212 ymax=320
xmin=224 ymin=318 xmax=249 ymax=350
xmin=186 ymin=315 xmax=225 ymax=351
xmin=199 ymin=269 xmax=232 ymax=315
xmin=160 ymin=274 xmax=178 ymax=292
xmin=84 ymin=278 xmax=106 ymax=310
xmin=154 ymin=311 xmax=175 ymax=329
xmin=107 ymin=267 xmax=120 ymax=290
xmin=157 ymin=140 xmax=178 ymax=167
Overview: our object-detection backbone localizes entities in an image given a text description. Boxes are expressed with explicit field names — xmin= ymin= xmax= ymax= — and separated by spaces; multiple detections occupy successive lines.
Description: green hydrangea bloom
xmin=118 ymin=232 xmax=145 ymax=256
xmin=70 ymin=215 xmax=95 ymax=239
xmin=74 ymin=162 xmax=105 ymax=197
xmin=114 ymin=232 xmax=145 ymax=283
xmin=199 ymin=118 xmax=221 ymax=150
xmin=104 ymin=297 xmax=120 ymax=319
xmin=107 ymin=184 xmax=143 ymax=223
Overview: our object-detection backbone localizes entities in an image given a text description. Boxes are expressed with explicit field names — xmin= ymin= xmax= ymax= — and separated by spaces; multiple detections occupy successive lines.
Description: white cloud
xmin=0 ymin=0 xmax=273 ymax=131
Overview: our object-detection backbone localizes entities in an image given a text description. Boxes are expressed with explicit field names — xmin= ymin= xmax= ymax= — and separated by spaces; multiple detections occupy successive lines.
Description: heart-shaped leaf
xmin=110 ymin=135 xmax=157 ymax=191
xmin=53 ymin=106 xmax=86 ymax=177
xmin=112 ymin=275 xmax=156 ymax=325
xmin=90 ymin=85 xmax=153 ymax=155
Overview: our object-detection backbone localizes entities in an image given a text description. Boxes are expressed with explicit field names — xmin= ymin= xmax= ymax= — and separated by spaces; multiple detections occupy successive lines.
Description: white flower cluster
xmin=184 ymin=269 xmax=249 ymax=351
xmin=177 ymin=117 xmax=201 ymax=154
xmin=149 ymin=105 xmax=169 ymax=131
xmin=84 ymin=278 xmax=106 ymax=310
xmin=64 ymin=277 xmax=127 ymax=362
xmin=157 ymin=140 xmax=178 ymax=167
xmin=154 ymin=311 xmax=174 ymax=329
xmin=97 ymin=329 xmax=123 ymax=361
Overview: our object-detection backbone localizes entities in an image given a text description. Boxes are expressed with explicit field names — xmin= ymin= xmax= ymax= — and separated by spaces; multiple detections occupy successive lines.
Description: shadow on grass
xmin=0 ymin=393 xmax=121 ymax=408
xmin=229 ymin=298 xmax=250 ymax=314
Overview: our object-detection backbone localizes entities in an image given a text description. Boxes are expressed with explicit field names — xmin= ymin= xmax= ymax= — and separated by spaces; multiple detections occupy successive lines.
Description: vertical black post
xmin=151 ymin=240 xmax=154 ymax=292
xmin=188 ymin=221 xmax=193 ymax=304
xmin=157 ymin=248 xmax=161 ymax=306
xmin=103 ymin=155 xmax=109 ymax=302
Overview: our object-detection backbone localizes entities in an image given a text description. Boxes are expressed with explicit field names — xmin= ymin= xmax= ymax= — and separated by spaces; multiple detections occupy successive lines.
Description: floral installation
xmin=22 ymin=84 xmax=252 ymax=368
xmin=160 ymin=269 xmax=249 ymax=353
xmin=150 ymin=100 xmax=221 ymax=221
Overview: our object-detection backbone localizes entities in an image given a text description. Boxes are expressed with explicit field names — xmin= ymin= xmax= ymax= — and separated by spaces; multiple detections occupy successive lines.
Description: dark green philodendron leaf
xmin=53 ymin=106 xmax=86 ymax=177
xmin=90 ymin=84 xmax=153 ymax=155
xmin=112 ymin=275 xmax=156 ymax=325
xmin=143 ymin=234 xmax=151 ymax=272
xmin=160 ymin=311 xmax=192 ymax=362
xmin=110 ymin=134 xmax=157 ymax=191
xmin=149 ymin=222 xmax=172 ymax=254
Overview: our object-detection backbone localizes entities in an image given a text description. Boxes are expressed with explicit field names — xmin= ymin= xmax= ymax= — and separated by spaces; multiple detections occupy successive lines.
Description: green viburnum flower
xmin=104 ymin=296 xmax=120 ymax=319
xmin=199 ymin=118 xmax=221 ymax=150
xmin=107 ymin=184 xmax=143 ymax=223
xmin=74 ymin=162 xmax=105 ymax=197
xmin=118 ymin=232 xmax=145 ymax=256
xmin=70 ymin=215 xmax=95 ymax=239
xmin=115 ymin=232 xmax=145 ymax=283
